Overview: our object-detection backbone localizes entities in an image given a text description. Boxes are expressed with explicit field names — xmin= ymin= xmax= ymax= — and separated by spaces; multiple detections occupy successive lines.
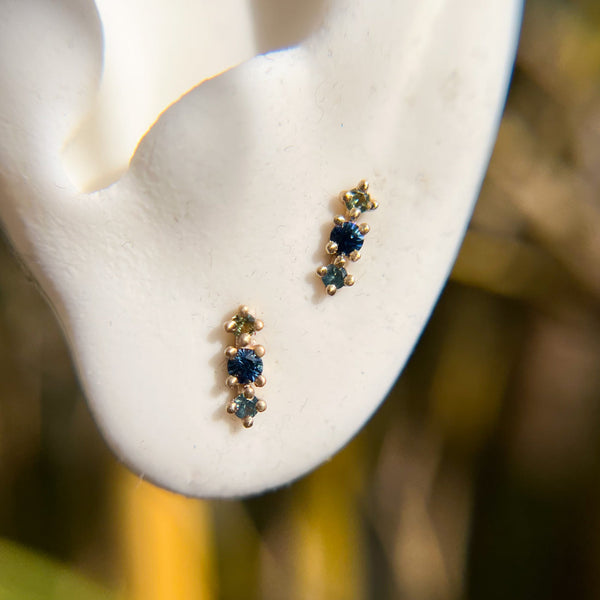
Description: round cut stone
xmin=231 ymin=313 xmax=256 ymax=336
xmin=227 ymin=348 xmax=263 ymax=384
xmin=232 ymin=394 xmax=258 ymax=419
xmin=322 ymin=264 xmax=347 ymax=289
xmin=330 ymin=222 xmax=364 ymax=255
xmin=344 ymin=188 xmax=373 ymax=212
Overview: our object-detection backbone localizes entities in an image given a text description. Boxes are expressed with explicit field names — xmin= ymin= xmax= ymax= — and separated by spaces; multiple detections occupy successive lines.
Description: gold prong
xmin=243 ymin=385 xmax=255 ymax=399
xmin=340 ymin=190 xmax=352 ymax=204
xmin=243 ymin=416 xmax=254 ymax=428
xmin=256 ymin=399 xmax=267 ymax=412
xmin=239 ymin=305 xmax=251 ymax=317
xmin=254 ymin=319 xmax=264 ymax=331
xmin=349 ymin=207 xmax=361 ymax=220
xmin=326 ymin=241 xmax=338 ymax=255
xmin=349 ymin=250 xmax=361 ymax=262
xmin=255 ymin=375 xmax=266 ymax=387
xmin=317 ymin=265 xmax=328 ymax=277
xmin=344 ymin=274 xmax=355 ymax=286
xmin=226 ymin=400 xmax=237 ymax=414
xmin=224 ymin=320 xmax=236 ymax=333
xmin=334 ymin=215 xmax=345 ymax=226
xmin=370 ymin=199 xmax=379 ymax=210
xmin=239 ymin=333 xmax=251 ymax=347
xmin=226 ymin=375 xmax=238 ymax=388
xmin=254 ymin=345 xmax=265 ymax=358
xmin=358 ymin=179 xmax=369 ymax=191
xmin=326 ymin=285 xmax=337 ymax=296
xmin=359 ymin=223 xmax=370 ymax=234
xmin=225 ymin=346 xmax=238 ymax=359
xmin=334 ymin=255 xmax=346 ymax=267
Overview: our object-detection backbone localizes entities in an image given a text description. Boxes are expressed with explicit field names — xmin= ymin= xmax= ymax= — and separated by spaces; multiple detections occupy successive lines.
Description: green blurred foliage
xmin=0 ymin=539 xmax=114 ymax=600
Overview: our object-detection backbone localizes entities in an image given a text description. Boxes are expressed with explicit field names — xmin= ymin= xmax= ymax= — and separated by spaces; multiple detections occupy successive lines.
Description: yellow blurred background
xmin=1 ymin=1 xmax=600 ymax=598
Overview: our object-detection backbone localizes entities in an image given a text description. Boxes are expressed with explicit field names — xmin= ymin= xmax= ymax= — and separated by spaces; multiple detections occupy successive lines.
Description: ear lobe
xmin=0 ymin=0 xmax=523 ymax=498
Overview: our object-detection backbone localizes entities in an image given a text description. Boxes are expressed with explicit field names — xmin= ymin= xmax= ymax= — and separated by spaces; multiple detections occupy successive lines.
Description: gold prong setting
xmin=334 ymin=255 xmax=346 ymax=268
xmin=326 ymin=241 xmax=339 ymax=255
xmin=238 ymin=333 xmax=252 ymax=347
xmin=223 ymin=306 xmax=267 ymax=428
xmin=317 ymin=179 xmax=378 ymax=295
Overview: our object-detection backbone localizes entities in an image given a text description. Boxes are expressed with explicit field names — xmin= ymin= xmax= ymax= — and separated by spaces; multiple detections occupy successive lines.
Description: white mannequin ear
xmin=0 ymin=0 xmax=523 ymax=497
xmin=62 ymin=0 xmax=332 ymax=192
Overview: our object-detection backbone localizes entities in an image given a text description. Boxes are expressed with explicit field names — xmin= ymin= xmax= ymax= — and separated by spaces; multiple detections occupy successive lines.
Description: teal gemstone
xmin=232 ymin=394 xmax=258 ymax=419
xmin=344 ymin=187 xmax=373 ymax=213
xmin=322 ymin=264 xmax=346 ymax=289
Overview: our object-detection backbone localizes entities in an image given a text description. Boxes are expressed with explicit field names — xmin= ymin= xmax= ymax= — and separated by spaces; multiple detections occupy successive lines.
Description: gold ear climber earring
xmin=316 ymin=180 xmax=379 ymax=295
xmin=223 ymin=306 xmax=267 ymax=428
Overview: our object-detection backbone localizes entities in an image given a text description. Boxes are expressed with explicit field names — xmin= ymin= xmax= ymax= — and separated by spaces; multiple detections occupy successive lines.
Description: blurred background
xmin=1 ymin=0 xmax=600 ymax=598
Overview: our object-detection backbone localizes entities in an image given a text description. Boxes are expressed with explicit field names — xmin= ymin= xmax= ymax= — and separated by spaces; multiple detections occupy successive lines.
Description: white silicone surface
xmin=0 ymin=0 xmax=523 ymax=497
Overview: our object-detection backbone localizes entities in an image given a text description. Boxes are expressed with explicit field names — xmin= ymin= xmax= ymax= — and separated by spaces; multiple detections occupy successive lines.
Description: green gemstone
xmin=232 ymin=313 xmax=256 ymax=336
xmin=344 ymin=187 xmax=373 ymax=213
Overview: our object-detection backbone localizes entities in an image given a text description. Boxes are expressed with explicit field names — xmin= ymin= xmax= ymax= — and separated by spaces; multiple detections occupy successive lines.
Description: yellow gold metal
xmin=254 ymin=345 xmax=265 ymax=358
xmin=225 ymin=346 xmax=238 ymax=359
xmin=326 ymin=284 xmax=337 ymax=296
xmin=239 ymin=305 xmax=251 ymax=317
xmin=326 ymin=241 xmax=338 ymax=255
xmin=243 ymin=385 xmax=255 ymax=399
xmin=341 ymin=190 xmax=353 ymax=205
xmin=349 ymin=250 xmax=361 ymax=262
xmin=359 ymin=223 xmax=370 ymax=235
xmin=226 ymin=401 xmax=237 ymax=414
xmin=334 ymin=255 xmax=346 ymax=267
xmin=256 ymin=399 xmax=267 ymax=412
xmin=371 ymin=200 xmax=379 ymax=210
xmin=226 ymin=375 xmax=238 ymax=388
xmin=255 ymin=375 xmax=266 ymax=387
xmin=254 ymin=319 xmax=264 ymax=331
xmin=243 ymin=416 xmax=254 ymax=428
xmin=334 ymin=215 xmax=345 ymax=226
xmin=317 ymin=265 xmax=328 ymax=277
xmin=224 ymin=320 xmax=236 ymax=333
xmin=238 ymin=333 xmax=251 ymax=347
xmin=344 ymin=274 xmax=355 ymax=286
xmin=358 ymin=179 xmax=369 ymax=191
xmin=349 ymin=207 xmax=361 ymax=220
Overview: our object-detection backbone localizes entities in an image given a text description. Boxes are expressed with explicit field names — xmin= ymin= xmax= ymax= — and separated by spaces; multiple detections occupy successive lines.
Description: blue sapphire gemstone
xmin=330 ymin=222 xmax=364 ymax=255
xmin=232 ymin=394 xmax=258 ymax=419
xmin=227 ymin=348 xmax=263 ymax=384
xmin=322 ymin=264 xmax=347 ymax=289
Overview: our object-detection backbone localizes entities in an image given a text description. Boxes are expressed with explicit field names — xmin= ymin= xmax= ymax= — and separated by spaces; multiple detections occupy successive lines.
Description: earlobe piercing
xmin=223 ymin=306 xmax=267 ymax=428
xmin=317 ymin=180 xmax=378 ymax=295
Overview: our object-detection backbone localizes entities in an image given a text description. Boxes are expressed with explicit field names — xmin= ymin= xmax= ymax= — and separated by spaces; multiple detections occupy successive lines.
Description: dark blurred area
xmin=2 ymin=0 xmax=600 ymax=598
